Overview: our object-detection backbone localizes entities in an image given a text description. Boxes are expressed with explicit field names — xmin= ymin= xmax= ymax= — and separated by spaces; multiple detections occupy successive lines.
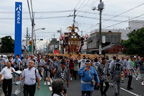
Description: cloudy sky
xmin=0 ymin=0 xmax=144 ymax=48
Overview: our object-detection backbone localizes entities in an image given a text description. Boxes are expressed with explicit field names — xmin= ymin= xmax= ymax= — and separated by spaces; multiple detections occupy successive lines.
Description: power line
xmin=104 ymin=13 xmax=144 ymax=29
xmin=75 ymin=0 xmax=82 ymax=9
xmin=61 ymin=0 xmax=88 ymax=28
xmin=0 ymin=16 xmax=71 ymax=20
xmin=77 ymin=0 xmax=87 ymax=10
xmin=59 ymin=0 xmax=83 ymax=29
xmin=30 ymin=0 xmax=34 ymax=19
xmin=77 ymin=15 xmax=125 ymax=22
xmin=83 ymin=2 xmax=144 ymax=32
xmin=27 ymin=0 xmax=32 ymax=22
xmin=0 ymin=10 xmax=74 ymax=14
xmin=88 ymin=0 xmax=99 ymax=6
xmin=77 ymin=10 xmax=129 ymax=18
xmin=78 ymin=0 xmax=91 ymax=10
xmin=103 ymin=2 xmax=144 ymax=23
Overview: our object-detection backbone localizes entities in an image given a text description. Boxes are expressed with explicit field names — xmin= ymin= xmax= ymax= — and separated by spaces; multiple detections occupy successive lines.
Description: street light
xmin=32 ymin=28 xmax=45 ymax=55
xmin=34 ymin=28 xmax=45 ymax=31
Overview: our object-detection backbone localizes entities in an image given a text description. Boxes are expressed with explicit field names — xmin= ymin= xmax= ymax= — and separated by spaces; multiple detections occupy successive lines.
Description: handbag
xmin=88 ymin=70 xmax=95 ymax=86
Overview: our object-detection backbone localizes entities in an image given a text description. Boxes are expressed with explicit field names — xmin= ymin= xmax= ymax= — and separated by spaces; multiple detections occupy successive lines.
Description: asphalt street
xmin=0 ymin=75 xmax=143 ymax=96
xmin=67 ymin=76 xmax=144 ymax=96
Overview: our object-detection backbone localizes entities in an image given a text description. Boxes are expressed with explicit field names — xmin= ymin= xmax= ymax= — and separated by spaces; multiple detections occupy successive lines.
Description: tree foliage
xmin=121 ymin=28 xmax=144 ymax=54
xmin=1 ymin=36 xmax=14 ymax=53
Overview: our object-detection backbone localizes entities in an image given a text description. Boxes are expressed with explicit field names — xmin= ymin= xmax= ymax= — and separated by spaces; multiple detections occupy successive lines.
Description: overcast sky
xmin=0 ymin=0 xmax=144 ymax=48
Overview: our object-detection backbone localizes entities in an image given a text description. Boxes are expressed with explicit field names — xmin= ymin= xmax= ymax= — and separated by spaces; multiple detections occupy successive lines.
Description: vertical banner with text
xmin=14 ymin=2 xmax=22 ymax=58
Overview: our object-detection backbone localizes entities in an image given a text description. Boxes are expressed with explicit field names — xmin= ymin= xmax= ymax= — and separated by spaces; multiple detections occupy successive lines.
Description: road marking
xmin=109 ymin=83 xmax=141 ymax=96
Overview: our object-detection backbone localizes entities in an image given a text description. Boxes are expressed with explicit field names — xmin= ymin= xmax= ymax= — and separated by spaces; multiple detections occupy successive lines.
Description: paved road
xmin=0 ymin=75 xmax=143 ymax=96
xmin=67 ymin=76 xmax=143 ymax=96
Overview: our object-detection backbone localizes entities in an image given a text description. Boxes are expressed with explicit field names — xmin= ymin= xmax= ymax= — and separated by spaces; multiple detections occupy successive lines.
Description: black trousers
xmin=3 ymin=79 xmax=12 ymax=96
xmin=127 ymin=76 xmax=132 ymax=88
xmin=73 ymin=71 xmax=78 ymax=80
xmin=100 ymin=82 xmax=109 ymax=95
xmin=24 ymin=84 xmax=36 ymax=96
xmin=70 ymin=69 xmax=74 ymax=77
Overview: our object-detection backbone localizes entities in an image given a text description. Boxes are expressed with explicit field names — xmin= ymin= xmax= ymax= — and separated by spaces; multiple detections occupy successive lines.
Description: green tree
xmin=1 ymin=36 xmax=14 ymax=53
xmin=121 ymin=28 xmax=144 ymax=54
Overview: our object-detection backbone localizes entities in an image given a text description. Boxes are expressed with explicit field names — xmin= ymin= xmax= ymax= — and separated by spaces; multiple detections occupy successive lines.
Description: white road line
xmin=109 ymin=83 xmax=141 ymax=96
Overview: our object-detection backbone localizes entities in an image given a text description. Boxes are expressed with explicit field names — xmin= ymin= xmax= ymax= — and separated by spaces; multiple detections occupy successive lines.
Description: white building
xmin=81 ymin=20 xmax=144 ymax=53
xmin=89 ymin=20 xmax=144 ymax=40
xmin=129 ymin=20 xmax=144 ymax=31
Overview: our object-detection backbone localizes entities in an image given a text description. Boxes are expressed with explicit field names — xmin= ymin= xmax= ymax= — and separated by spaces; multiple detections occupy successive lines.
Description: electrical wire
xmin=83 ymin=2 xmax=144 ymax=32
xmin=75 ymin=0 xmax=83 ymax=9
xmin=103 ymin=2 xmax=144 ymax=23
xmin=0 ymin=10 xmax=74 ymax=14
xmin=77 ymin=15 xmax=124 ymax=22
xmin=78 ymin=0 xmax=91 ymax=10
xmin=60 ymin=0 xmax=83 ymax=29
xmin=104 ymin=13 xmax=144 ymax=29
xmin=0 ymin=16 xmax=71 ymax=20
xmin=27 ymin=0 xmax=32 ymax=22
xmin=30 ymin=0 xmax=34 ymax=19
xmin=77 ymin=10 xmax=129 ymax=18
xmin=77 ymin=0 xmax=87 ymax=10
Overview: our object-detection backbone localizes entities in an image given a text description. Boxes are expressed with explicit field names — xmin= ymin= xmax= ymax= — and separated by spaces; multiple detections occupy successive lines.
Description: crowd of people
xmin=0 ymin=54 xmax=144 ymax=96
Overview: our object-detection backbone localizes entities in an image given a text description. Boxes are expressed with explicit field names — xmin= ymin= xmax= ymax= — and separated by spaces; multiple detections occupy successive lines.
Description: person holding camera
xmin=12 ymin=54 xmax=22 ymax=71
xmin=78 ymin=59 xmax=100 ymax=96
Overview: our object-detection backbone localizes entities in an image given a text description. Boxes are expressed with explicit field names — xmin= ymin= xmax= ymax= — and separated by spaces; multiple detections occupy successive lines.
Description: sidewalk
xmin=35 ymin=78 xmax=51 ymax=96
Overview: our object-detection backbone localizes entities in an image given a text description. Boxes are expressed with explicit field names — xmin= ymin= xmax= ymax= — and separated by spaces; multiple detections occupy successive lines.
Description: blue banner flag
xmin=14 ymin=2 xmax=22 ymax=58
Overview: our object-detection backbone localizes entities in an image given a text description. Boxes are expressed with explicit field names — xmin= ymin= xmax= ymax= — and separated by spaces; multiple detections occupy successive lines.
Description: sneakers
xmin=70 ymin=77 xmax=72 ymax=81
xmin=136 ymin=78 xmax=138 ymax=81
xmin=103 ymin=83 xmax=106 ymax=87
xmin=141 ymin=82 xmax=144 ymax=86
xmin=44 ymin=82 xmax=46 ymax=85
xmin=40 ymin=77 xmax=42 ymax=81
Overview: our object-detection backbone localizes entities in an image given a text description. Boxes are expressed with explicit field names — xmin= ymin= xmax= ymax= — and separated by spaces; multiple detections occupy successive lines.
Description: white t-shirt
xmin=0 ymin=67 xmax=15 ymax=79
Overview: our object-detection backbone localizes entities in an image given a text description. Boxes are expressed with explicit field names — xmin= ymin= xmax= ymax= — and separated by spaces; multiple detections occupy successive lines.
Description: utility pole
xmin=73 ymin=9 xmax=76 ymax=24
xmin=26 ymin=27 xmax=28 ymax=48
xmin=54 ymin=34 xmax=56 ymax=53
xmin=81 ymin=31 xmax=83 ymax=36
xmin=31 ymin=18 xmax=34 ymax=55
xmin=98 ymin=0 xmax=104 ymax=56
